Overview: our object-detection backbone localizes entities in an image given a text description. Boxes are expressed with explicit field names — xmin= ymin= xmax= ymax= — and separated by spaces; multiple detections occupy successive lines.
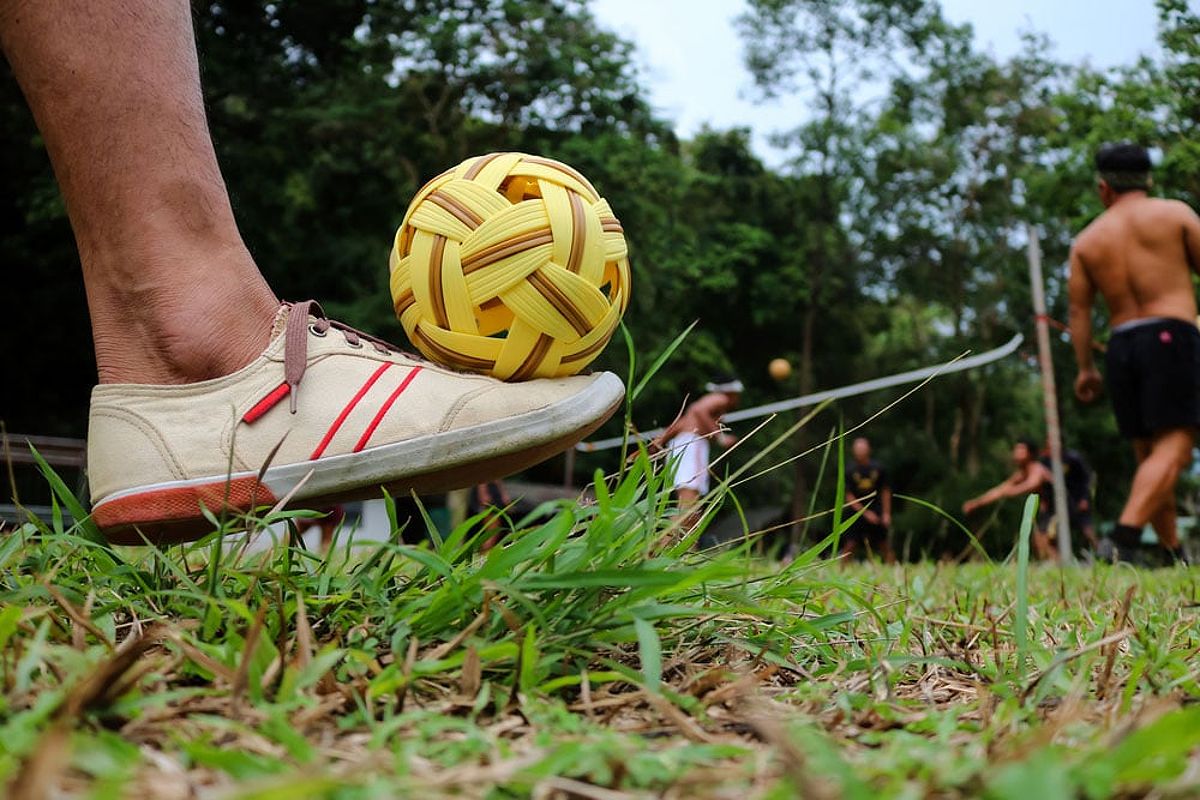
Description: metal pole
xmin=563 ymin=447 xmax=575 ymax=488
xmin=1027 ymin=223 xmax=1074 ymax=564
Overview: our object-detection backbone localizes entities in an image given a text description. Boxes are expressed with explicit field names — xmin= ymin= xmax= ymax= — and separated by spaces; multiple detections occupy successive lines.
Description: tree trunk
xmin=789 ymin=459 xmax=809 ymax=551
xmin=965 ymin=378 xmax=986 ymax=476
xmin=789 ymin=302 xmax=817 ymax=548
xmin=799 ymin=302 xmax=816 ymax=398
xmin=790 ymin=254 xmax=823 ymax=547
xmin=948 ymin=399 xmax=964 ymax=468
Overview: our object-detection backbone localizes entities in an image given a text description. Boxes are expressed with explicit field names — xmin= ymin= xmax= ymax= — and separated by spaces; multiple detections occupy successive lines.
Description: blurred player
xmin=963 ymin=439 xmax=1057 ymax=561
xmin=470 ymin=480 xmax=512 ymax=551
xmin=841 ymin=437 xmax=895 ymax=562
xmin=1039 ymin=443 xmax=1099 ymax=552
xmin=653 ymin=376 xmax=742 ymax=524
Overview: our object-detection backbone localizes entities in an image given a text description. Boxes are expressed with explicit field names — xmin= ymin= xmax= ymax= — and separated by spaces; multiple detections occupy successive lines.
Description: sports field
xmin=2 ymin=463 xmax=1197 ymax=799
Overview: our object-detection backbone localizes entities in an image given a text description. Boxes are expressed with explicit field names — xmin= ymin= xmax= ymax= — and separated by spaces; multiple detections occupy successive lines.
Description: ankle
xmin=90 ymin=243 xmax=279 ymax=385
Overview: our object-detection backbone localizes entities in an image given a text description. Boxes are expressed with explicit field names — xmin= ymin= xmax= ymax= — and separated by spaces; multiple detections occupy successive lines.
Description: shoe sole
xmin=93 ymin=373 xmax=624 ymax=545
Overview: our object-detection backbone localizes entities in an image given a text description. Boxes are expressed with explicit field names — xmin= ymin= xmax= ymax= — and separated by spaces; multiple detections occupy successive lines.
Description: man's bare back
xmin=658 ymin=392 xmax=735 ymax=442
xmin=1071 ymin=194 xmax=1200 ymax=327
xmin=654 ymin=382 xmax=742 ymax=513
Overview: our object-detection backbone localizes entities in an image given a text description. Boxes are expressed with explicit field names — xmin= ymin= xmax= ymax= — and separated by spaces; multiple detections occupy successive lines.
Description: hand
xmin=863 ymin=509 xmax=881 ymax=525
xmin=962 ymin=499 xmax=978 ymax=515
xmin=881 ymin=512 xmax=892 ymax=529
xmin=1074 ymin=368 xmax=1103 ymax=403
xmin=629 ymin=439 xmax=658 ymax=464
xmin=717 ymin=432 xmax=738 ymax=448
xmin=1078 ymin=499 xmax=1090 ymax=512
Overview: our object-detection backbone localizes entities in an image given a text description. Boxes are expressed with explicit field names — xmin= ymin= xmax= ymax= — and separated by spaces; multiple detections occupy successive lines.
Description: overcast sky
xmin=591 ymin=0 xmax=1182 ymax=164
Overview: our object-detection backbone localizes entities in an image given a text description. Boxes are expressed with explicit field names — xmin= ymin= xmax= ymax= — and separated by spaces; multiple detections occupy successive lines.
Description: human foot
xmin=87 ymin=301 xmax=623 ymax=544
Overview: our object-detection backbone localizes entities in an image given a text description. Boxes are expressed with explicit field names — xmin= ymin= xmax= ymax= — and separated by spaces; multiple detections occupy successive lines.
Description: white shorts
xmin=665 ymin=433 xmax=710 ymax=495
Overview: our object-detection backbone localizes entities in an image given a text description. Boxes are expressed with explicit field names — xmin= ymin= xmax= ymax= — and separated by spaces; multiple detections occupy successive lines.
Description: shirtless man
xmin=652 ymin=376 xmax=742 ymax=519
xmin=963 ymin=439 xmax=1058 ymax=561
xmin=1069 ymin=142 xmax=1198 ymax=565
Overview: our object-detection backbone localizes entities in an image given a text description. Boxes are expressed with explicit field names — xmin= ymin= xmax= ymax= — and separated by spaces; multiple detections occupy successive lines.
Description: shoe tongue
xmin=270 ymin=304 xmax=291 ymax=339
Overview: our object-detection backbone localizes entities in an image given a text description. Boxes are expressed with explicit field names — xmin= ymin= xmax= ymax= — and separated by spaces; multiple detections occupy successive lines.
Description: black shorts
xmin=1105 ymin=318 xmax=1200 ymax=439
xmin=1037 ymin=506 xmax=1094 ymax=535
xmin=846 ymin=519 xmax=888 ymax=548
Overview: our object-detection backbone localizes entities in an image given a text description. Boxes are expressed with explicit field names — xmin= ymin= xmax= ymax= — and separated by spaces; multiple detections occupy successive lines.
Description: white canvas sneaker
xmin=87 ymin=301 xmax=624 ymax=544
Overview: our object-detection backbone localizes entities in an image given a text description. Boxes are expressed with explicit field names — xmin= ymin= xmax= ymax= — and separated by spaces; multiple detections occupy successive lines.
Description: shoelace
xmin=284 ymin=300 xmax=410 ymax=413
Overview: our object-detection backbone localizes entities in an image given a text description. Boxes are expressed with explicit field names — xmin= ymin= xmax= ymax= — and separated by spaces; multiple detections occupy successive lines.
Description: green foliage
xmin=3 ymin=457 xmax=1199 ymax=795
xmin=5 ymin=0 xmax=1200 ymax=552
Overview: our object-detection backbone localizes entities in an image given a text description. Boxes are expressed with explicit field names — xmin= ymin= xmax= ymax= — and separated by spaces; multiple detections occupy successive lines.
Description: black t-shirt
xmin=846 ymin=460 xmax=889 ymax=506
xmin=469 ymin=481 xmax=505 ymax=514
xmin=1039 ymin=450 xmax=1092 ymax=504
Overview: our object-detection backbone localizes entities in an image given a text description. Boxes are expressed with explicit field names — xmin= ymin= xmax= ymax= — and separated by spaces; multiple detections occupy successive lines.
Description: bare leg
xmin=674 ymin=487 xmax=700 ymax=525
xmin=1031 ymin=530 xmax=1058 ymax=562
xmin=838 ymin=537 xmax=859 ymax=560
xmin=1120 ymin=429 xmax=1193 ymax=549
xmin=1079 ymin=519 xmax=1100 ymax=550
xmin=0 ymin=1 xmax=278 ymax=385
xmin=1149 ymin=502 xmax=1179 ymax=549
xmin=1129 ymin=439 xmax=1179 ymax=548
xmin=480 ymin=517 xmax=504 ymax=552
xmin=653 ymin=487 xmax=701 ymax=551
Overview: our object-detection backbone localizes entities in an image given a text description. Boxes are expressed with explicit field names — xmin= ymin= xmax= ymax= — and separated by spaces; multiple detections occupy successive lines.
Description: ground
xmin=2 ymin=464 xmax=1199 ymax=799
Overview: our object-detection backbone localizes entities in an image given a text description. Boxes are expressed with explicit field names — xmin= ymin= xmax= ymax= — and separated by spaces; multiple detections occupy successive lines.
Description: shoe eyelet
xmin=309 ymin=323 xmax=327 ymax=338
xmin=347 ymin=340 xmax=363 ymax=349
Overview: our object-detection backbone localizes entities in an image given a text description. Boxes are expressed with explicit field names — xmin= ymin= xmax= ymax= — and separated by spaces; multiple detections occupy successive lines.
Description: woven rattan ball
xmin=389 ymin=152 xmax=631 ymax=380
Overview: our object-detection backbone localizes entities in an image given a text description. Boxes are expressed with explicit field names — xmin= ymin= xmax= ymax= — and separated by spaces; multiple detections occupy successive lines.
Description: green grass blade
xmin=29 ymin=445 xmax=106 ymax=546
xmin=830 ymin=424 xmax=847 ymax=556
xmin=1014 ymin=493 xmax=1037 ymax=680
xmin=634 ymin=616 xmax=662 ymax=691
xmin=896 ymin=494 xmax=992 ymax=563
xmin=631 ymin=320 xmax=697 ymax=402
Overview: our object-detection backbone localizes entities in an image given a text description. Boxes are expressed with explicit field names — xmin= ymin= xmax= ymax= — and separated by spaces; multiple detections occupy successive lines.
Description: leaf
xmin=986 ymin=748 xmax=1075 ymax=800
xmin=1107 ymin=707 xmax=1200 ymax=784
xmin=29 ymin=446 xmax=106 ymax=546
xmin=0 ymin=604 xmax=23 ymax=652
xmin=634 ymin=617 xmax=662 ymax=691
xmin=518 ymin=624 xmax=539 ymax=695
xmin=518 ymin=568 xmax=699 ymax=590
xmin=181 ymin=742 xmax=287 ymax=780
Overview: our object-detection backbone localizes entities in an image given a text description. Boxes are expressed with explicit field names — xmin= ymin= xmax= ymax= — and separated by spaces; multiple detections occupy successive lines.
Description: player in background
xmin=1069 ymin=142 xmax=1197 ymax=565
xmin=653 ymin=376 xmax=742 ymax=527
xmin=1039 ymin=443 xmax=1100 ymax=553
xmin=963 ymin=439 xmax=1057 ymax=561
xmin=841 ymin=437 xmax=896 ymax=562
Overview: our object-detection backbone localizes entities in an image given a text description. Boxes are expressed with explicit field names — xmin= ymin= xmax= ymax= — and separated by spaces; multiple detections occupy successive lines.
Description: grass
xmin=2 ymin=447 xmax=1200 ymax=799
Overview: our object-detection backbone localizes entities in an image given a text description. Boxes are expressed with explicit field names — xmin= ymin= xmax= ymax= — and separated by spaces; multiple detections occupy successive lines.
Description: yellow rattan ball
xmin=389 ymin=152 xmax=631 ymax=380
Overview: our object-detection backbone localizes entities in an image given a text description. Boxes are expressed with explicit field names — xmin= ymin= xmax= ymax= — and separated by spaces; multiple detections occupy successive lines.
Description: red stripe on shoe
xmin=309 ymin=363 xmax=394 ymax=460
xmin=353 ymin=367 xmax=423 ymax=453
xmin=243 ymin=383 xmax=291 ymax=424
